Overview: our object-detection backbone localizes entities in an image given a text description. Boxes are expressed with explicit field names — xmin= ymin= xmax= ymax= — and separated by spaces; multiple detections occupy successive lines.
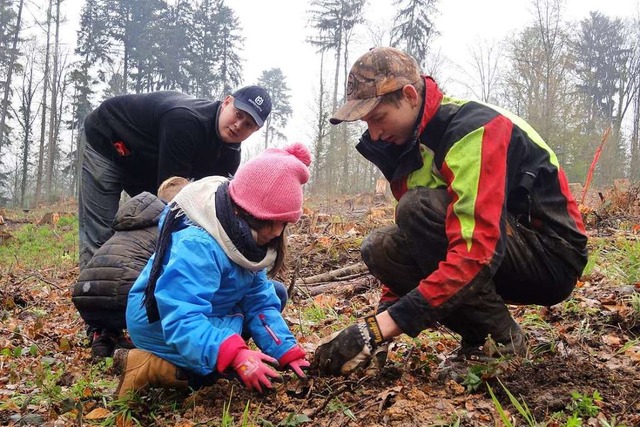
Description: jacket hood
xmin=112 ymin=192 xmax=166 ymax=231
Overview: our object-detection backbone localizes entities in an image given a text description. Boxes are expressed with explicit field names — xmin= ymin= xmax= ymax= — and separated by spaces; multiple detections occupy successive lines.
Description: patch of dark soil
xmin=494 ymin=354 xmax=640 ymax=424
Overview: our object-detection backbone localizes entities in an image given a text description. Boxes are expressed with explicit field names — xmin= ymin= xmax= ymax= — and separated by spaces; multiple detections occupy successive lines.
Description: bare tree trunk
xmin=0 ymin=0 xmax=24 ymax=157
xmin=122 ymin=24 xmax=129 ymax=93
xmin=17 ymin=64 xmax=37 ymax=208
xmin=327 ymin=28 xmax=343 ymax=193
xmin=534 ymin=0 xmax=564 ymax=143
xmin=631 ymin=88 xmax=640 ymax=181
xmin=312 ymin=52 xmax=326 ymax=193
xmin=339 ymin=41 xmax=350 ymax=192
xmin=466 ymin=40 xmax=502 ymax=103
xmin=35 ymin=0 xmax=53 ymax=204
xmin=45 ymin=0 xmax=61 ymax=201
xmin=263 ymin=116 xmax=271 ymax=149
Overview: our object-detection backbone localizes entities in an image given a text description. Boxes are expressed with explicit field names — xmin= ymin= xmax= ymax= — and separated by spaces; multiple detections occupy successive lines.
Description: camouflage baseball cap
xmin=329 ymin=47 xmax=421 ymax=125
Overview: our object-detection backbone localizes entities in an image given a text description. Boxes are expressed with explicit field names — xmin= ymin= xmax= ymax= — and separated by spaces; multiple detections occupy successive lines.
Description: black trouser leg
xmin=361 ymin=188 xmax=579 ymax=344
xmin=440 ymin=281 xmax=522 ymax=348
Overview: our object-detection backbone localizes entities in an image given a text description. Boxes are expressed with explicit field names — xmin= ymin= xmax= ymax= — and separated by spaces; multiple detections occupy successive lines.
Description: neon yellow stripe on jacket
xmin=446 ymin=127 xmax=484 ymax=252
xmin=406 ymin=145 xmax=447 ymax=190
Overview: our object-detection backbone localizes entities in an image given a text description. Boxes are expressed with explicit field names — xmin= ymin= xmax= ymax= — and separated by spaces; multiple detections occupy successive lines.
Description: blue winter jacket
xmin=126 ymin=215 xmax=299 ymax=376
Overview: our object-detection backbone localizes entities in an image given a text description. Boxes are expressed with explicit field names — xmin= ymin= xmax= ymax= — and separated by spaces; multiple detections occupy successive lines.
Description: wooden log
xmin=295 ymin=262 xmax=369 ymax=286
xmin=303 ymin=278 xmax=374 ymax=296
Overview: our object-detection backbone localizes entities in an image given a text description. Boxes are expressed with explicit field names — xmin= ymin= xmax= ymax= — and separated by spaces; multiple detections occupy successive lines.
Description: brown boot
xmin=113 ymin=349 xmax=188 ymax=398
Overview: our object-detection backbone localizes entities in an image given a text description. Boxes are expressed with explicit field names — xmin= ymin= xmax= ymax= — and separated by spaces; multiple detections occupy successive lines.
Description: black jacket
xmin=72 ymin=192 xmax=165 ymax=330
xmin=84 ymin=91 xmax=240 ymax=195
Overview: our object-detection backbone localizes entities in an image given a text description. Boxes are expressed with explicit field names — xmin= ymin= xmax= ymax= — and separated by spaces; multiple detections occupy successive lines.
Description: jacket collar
xmin=418 ymin=76 xmax=443 ymax=135
xmin=356 ymin=76 xmax=443 ymax=181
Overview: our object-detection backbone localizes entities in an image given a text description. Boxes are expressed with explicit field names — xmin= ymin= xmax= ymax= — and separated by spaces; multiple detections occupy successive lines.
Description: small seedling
xmin=327 ymin=397 xmax=356 ymax=422
xmin=567 ymin=390 xmax=602 ymax=418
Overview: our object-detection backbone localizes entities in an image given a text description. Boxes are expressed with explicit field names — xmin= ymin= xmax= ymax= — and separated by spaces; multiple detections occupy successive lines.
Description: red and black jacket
xmin=356 ymin=77 xmax=588 ymax=336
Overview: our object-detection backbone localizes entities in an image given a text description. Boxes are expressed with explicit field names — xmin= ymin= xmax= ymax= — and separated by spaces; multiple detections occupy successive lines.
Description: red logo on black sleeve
xmin=112 ymin=141 xmax=131 ymax=156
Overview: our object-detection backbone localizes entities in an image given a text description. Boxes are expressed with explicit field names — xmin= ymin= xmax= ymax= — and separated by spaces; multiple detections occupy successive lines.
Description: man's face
xmin=217 ymin=96 xmax=260 ymax=143
xmin=360 ymin=86 xmax=420 ymax=145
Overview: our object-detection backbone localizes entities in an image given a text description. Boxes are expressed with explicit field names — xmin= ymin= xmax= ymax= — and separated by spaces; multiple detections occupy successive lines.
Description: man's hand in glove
xmin=231 ymin=349 xmax=281 ymax=392
xmin=313 ymin=315 xmax=386 ymax=376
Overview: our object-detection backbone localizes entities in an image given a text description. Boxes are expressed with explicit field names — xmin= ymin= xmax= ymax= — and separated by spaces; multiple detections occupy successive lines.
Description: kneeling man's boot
xmin=441 ymin=283 xmax=526 ymax=360
xmin=114 ymin=349 xmax=188 ymax=398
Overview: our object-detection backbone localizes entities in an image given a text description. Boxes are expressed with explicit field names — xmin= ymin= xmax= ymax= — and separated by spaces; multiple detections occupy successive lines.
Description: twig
xmin=0 ymin=327 xmax=43 ymax=352
xmin=13 ymin=271 xmax=64 ymax=291
xmin=348 ymin=394 xmax=380 ymax=420
xmin=37 ymin=274 xmax=65 ymax=290
xmin=309 ymin=383 xmax=348 ymax=418
xmin=288 ymin=262 xmax=301 ymax=297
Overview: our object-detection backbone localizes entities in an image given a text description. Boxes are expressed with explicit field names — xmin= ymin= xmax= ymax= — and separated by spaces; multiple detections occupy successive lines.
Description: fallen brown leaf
xmin=85 ymin=407 xmax=111 ymax=420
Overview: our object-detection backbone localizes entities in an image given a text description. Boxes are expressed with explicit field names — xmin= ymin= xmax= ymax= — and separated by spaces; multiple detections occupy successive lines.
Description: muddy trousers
xmin=361 ymin=188 xmax=581 ymax=346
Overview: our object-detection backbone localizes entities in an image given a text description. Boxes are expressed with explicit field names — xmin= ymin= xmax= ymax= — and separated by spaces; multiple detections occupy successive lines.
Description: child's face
xmin=255 ymin=221 xmax=286 ymax=246
xmin=361 ymin=85 xmax=420 ymax=145
xmin=218 ymin=96 xmax=260 ymax=143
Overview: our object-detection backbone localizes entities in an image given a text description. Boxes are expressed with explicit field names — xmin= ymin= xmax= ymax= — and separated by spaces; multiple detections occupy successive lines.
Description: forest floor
xmin=0 ymin=190 xmax=639 ymax=427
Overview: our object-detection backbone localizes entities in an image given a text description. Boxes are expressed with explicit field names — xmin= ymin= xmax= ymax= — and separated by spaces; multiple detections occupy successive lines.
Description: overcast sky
xmin=62 ymin=0 xmax=640 ymax=151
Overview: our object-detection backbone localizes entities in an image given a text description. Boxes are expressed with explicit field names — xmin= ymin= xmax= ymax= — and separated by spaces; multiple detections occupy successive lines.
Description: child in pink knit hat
xmin=230 ymin=143 xmax=311 ymax=223
xmin=116 ymin=143 xmax=311 ymax=397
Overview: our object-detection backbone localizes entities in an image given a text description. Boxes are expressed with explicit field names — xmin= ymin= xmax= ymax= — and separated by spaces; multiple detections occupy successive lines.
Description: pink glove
xmin=278 ymin=346 xmax=310 ymax=378
xmin=287 ymin=358 xmax=310 ymax=378
xmin=231 ymin=349 xmax=280 ymax=393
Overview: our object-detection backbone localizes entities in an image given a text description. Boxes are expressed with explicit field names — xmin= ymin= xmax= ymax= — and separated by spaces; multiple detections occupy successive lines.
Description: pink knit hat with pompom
xmin=229 ymin=143 xmax=311 ymax=223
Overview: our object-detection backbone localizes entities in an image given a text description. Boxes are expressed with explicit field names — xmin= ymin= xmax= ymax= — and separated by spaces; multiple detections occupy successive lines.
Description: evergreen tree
xmin=214 ymin=3 xmax=244 ymax=96
xmin=307 ymin=0 xmax=366 ymax=193
xmin=573 ymin=12 xmax=625 ymax=126
xmin=156 ymin=0 xmax=192 ymax=91
xmin=0 ymin=0 xmax=17 ymax=70
xmin=75 ymin=0 xmax=112 ymax=75
xmin=190 ymin=0 xmax=223 ymax=98
xmin=188 ymin=0 xmax=244 ymax=99
xmin=257 ymin=68 xmax=292 ymax=148
xmin=572 ymin=11 xmax=632 ymax=183
xmin=0 ymin=0 xmax=22 ymax=159
xmin=390 ymin=0 xmax=439 ymax=68
xmin=107 ymin=0 xmax=167 ymax=93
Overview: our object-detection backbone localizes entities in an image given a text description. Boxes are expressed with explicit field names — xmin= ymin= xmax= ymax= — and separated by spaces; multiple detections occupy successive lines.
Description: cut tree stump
xmin=38 ymin=212 xmax=60 ymax=226
xmin=0 ymin=230 xmax=14 ymax=245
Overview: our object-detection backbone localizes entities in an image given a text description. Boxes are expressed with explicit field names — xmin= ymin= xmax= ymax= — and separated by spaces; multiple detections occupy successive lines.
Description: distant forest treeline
xmin=0 ymin=0 xmax=638 ymax=207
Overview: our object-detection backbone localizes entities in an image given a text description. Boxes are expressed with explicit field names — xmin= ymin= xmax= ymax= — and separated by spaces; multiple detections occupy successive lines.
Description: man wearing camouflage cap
xmin=313 ymin=47 xmax=588 ymax=377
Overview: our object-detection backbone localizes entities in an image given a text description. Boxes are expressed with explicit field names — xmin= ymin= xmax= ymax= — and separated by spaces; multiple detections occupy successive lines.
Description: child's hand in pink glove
xmin=287 ymin=357 xmax=310 ymax=378
xmin=278 ymin=346 xmax=310 ymax=378
xmin=231 ymin=349 xmax=281 ymax=392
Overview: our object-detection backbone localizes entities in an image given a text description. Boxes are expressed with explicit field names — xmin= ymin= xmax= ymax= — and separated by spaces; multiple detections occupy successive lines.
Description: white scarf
xmin=172 ymin=176 xmax=277 ymax=271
